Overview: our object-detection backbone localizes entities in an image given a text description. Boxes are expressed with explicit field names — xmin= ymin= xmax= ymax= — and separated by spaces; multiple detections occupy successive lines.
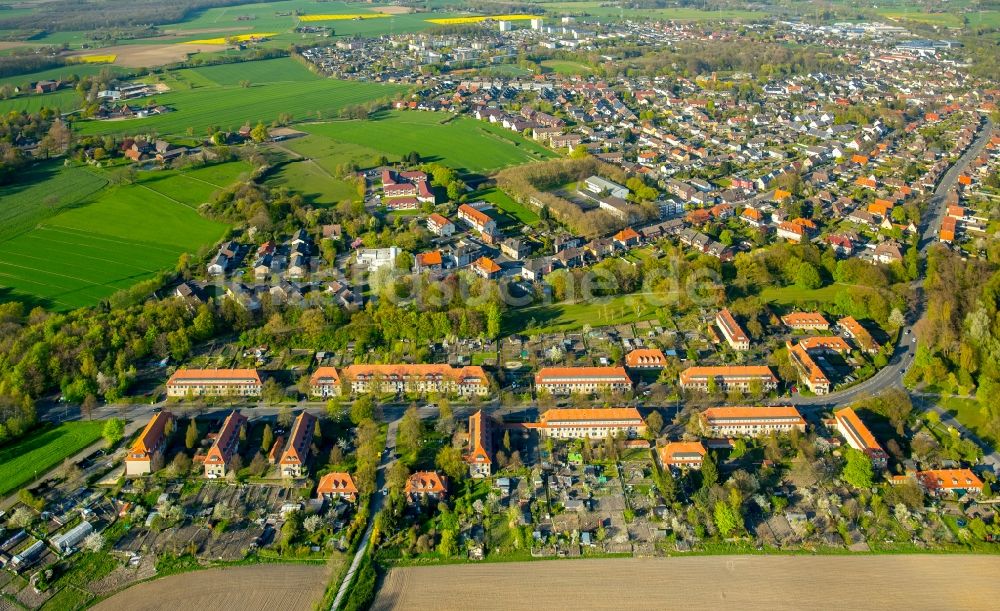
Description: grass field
xmin=0 ymin=421 xmax=104 ymax=496
xmin=0 ymin=63 xmax=128 ymax=89
xmin=0 ymin=89 xmax=85 ymax=114
xmin=0 ymin=162 xmax=109 ymax=242
xmin=92 ymin=563 xmax=331 ymax=611
xmin=300 ymin=111 xmax=555 ymax=175
xmin=474 ymin=187 xmax=540 ymax=226
xmin=0 ymin=162 xmax=244 ymax=309
xmin=759 ymin=282 xmax=849 ymax=306
xmin=930 ymin=395 xmax=997 ymax=451
xmin=71 ymin=59 xmax=404 ymax=137
xmin=375 ymin=556 xmax=1000 ymax=610
xmin=877 ymin=10 xmax=964 ymax=28
xmin=540 ymin=59 xmax=593 ymax=75
xmin=536 ymin=2 xmax=765 ymax=20
xmin=505 ymin=292 xmax=661 ymax=335
xmin=266 ymin=158 xmax=359 ymax=206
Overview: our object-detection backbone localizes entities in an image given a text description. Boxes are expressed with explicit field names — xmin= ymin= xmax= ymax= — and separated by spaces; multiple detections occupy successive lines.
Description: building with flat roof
xmin=834 ymin=407 xmax=887 ymax=468
xmin=531 ymin=407 xmax=645 ymax=439
xmin=584 ymin=175 xmax=629 ymax=199
xmin=534 ymin=367 xmax=632 ymax=395
xmin=166 ymin=368 xmax=262 ymax=398
xmin=701 ymin=406 xmax=805 ymax=437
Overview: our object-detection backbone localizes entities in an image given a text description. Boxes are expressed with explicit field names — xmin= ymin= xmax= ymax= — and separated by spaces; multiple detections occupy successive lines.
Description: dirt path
xmin=92 ymin=563 xmax=329 ymax=611
xmin=374 ymin=555 xmax=1000 ymax=610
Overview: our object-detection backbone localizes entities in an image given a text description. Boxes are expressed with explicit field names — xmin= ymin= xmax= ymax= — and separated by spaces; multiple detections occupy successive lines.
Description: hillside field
xmin=0 ymin=162 xmax=245 ymax=310
xmin=0 ymin=421 xmax=105 ymax=496
xmin=300 ymin=111 xmax=556 ymax=174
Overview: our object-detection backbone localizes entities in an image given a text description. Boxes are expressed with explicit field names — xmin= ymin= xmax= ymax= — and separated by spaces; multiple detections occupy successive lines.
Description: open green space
xmin=540 ymin=59 xmax=593 ymax=75
xmin=536 ymin=3 xmax=765 ymax=20
xmin=474 ymin=187 xmax=540 ymax=226
xmin=0 ymin=161 xmax=244 ymax=309
xmin=929 ymin=395 xmax=997 ymax=452
xmin=504 ymin=292 xmax=661 ymax=335
xmin=0 ymin=421 xmax=105 ymax=496
xmin=0 ymin=89 xmax=83 ymax=114
xmin=0 ymin=63 xmax=129 ymax=88
xmin=876 ymin=10 xmax=964 ymax=28
xmin=299 ymin=111 xmax=555 ymax=175
xmin=72 ymin=73 xmax=402 ymax=137
xmin=759 ymin=282 xmax=849 ymax=306
xmin=0 ymin=162 xmax=109 ymax=242
xmin=266 ymin=157 xmax=358 ymax=206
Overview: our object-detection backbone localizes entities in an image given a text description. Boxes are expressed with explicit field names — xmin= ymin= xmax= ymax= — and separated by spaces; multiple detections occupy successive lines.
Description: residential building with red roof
xmin=787 ymin=340 xmax=831 ymax=395
xmin=203 ymin=410 xmax=248 ymax=478
xmin=625 ymin=348 xmax=666 ymax=369
xmin=716 ymin=308 xmax=750 ymax=351
xmin=426 ymin=213 xmax=455 ymax=237
xmin=838 ymin=316 xmax=880 ymax=354
xmin=472 ymin=256 xmax=502 ymax=279
xmin=613 ymin=227 xmax=640 ymax=249
xmin=915 ymin=469 xmax=983 ymax=496
xmin=534 ymin=366 xmax=632 ymax=395
xmin=279 ymin=412 xmax=316 ymax=478
xmin=125 ymin=411 xmax=174 ymax=476
xmin=405 ymin=471 xmax=448 ymax=501
xmin=465 ymin=410 xmax=493 ymax=478
xmin=309 ymin=367 xmax=342 ymax=398
xmin=414 ymin=250 xmax=444 ymax=272
xmin=317 ymin=472 xmax=358 ymax=502
xmin=777 ymin=221 xmax=806 ymax=243
xmin=340 ymin=363 xmax=490 ymax=396
xmin=679 ymin=366 xmax=778 ymax=393
xmin=531 ymin=407 xmax=646 ymax=439
xmin=834 ymin=407 xmax=887 ymax=469
xmin=166 ymin=368 xmax=262 ymax=398
xmin=781 ymin=311 xmax=830 ymax=331
xmin=701 ymin=406 xmax=805 ymax=437
xmin=458 ymin=203 xmax=497 ymax=235
xmin=658 ymin=441 xmax=707 ymax=469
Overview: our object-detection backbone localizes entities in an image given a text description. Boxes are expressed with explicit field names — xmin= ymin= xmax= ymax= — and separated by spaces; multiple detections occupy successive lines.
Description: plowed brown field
xmin=374 ymin=555 xmax=1000 ymax=611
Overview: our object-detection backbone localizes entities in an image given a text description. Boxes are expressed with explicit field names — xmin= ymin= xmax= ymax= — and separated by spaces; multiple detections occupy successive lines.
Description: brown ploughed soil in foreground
xmin=92 ymin=563 xmax=329 ymax=611
xmin=374 ymin=555 xmax=1000 ymax=611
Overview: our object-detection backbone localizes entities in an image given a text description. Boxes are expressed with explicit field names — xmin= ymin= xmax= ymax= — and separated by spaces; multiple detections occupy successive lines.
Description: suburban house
xmin=534 ymin=366 xmax=632 ymax=395
xmin=838 ymin=316 xmax=880 ymax=353
xmin=500 ymin=238 xmax=531 ymax=260
xmin=166 ymin=368 xmax=262 ymax=398
xmin=309 ymin=367 xmax=342 ymax=398
xmin=317 ymin=472 xmax=358 ymax=502
xmin=625 ymin=348 xmax=667 ymax=369
xmin=125 ymin=410 xmax=174 ymax=476
xmin=472 ymin=256 xmax=503 ymax=279
xmin=203 ymin=410 xmax=248 ymax=478
xmin=716 ymin=308 xmax=750 ymax=351
xmin=834 ymin=407 xmax=888 ymax=469
xmin=658 ymin=441 xmax=707 ymax=469
xmin=465 ymin=410 xmax=494 ymax=478
xmin=914 ymin=469 xmax=983 ymax=496
xmin=279 ymin=412 xmax=316 ymax=478
xmin=339 ymin=363 xmax=490 ymax=396
xmin=405 ymin=471 xmax=448 ymax=501
xmin=414 ymin=250 xmax=444 ymax=272
xmin=781 ymin=311 xmax=830 ymax=331
xmin=679 ymin=366 xmax=779 ymax=393
xmin=701 ymin=406 xmax=806 ymax=437
xmin=426 ymin=213 xmax=456 ymax=236
xmin=530 ymin=407 xmax=646 ymax=439
xmin=457 ymin=203 xmax=497 ymax=235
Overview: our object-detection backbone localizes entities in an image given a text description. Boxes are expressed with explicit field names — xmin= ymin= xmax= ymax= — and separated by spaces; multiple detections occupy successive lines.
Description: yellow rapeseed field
xmin=426 ymin=14 xmax=535 ymax=25
xmin=299 ymin=14 xmax=390 ymax=22
xmin=182 ymin=32 xmax=277 ymax=45
xmin=71 ymin=54 xmax=117 ymax=64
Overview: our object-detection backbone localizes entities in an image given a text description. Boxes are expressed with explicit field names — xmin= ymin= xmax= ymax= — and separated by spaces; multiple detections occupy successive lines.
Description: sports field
xmin=0 ymin=421 xmax=105 ymax=496
xmin=70 ymin=58 xmax=403 ymax=137
xmin=541 ymin=59 xmax=594 ymax=75
xmin=0 ymin=162 xmax=245 ymax=309
xmin=300 ymin=112 xmax=555 ymax=174
xmin=375 ymin=556 xmax=1000 ymax=610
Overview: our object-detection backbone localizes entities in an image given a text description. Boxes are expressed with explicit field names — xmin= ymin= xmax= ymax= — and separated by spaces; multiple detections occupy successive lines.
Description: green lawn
xmin=0 ymin=89 xmax=84 ymax=114
xmin=0 ymin=421 xmax=105 ymax=496
xmin=265 ymin=158 xmax=359 ymax=206
xmin=473 ymin=187 xmax=539 ymax=226
xmin=505 ymin=293 xmax=661 ymax=335
xmin=931 ymin=395 xmax=997 ymax=451
xmin=876 ymin=10 xmax=964 ymax=28
xmin=541 ymin=60 xmax=593 ymax=76
xmin=759 ymin=283 xmax=849 ymax=306
xmin=300 ymin=111 xmax=555 ymax=175
xmin=0 ymin=162 xmax=244 ymax=309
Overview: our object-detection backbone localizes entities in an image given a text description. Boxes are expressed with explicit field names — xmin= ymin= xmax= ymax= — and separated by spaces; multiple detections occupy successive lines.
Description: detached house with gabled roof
xmin=203 ymin=410 xmax=248 ymax=478
xmin=465 ymin=410 xmax=493 ymax=478
xmin=405 ymin=471 xmax=448 ymax=502
xmin=317 ymin=472 xmax=358 ymax=502
xmin=658 ymin=441 xmax=707 ymax=469
xmin=125 ymin=411 xmax=174 ymax=476
xmin=280 ymin=412 xmax=316 ymax=478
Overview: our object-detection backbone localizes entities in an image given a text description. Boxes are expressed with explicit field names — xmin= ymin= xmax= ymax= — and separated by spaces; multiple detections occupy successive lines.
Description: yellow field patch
xmin=182 ymin=32 xmax=277 ymax=45
xmin=69 ymin=54 xmax=117 ymax=64
xmin=426 ymin=14 xmax=535 ymax=24
xmin=298 ymin=13 xmax=390 ymax=22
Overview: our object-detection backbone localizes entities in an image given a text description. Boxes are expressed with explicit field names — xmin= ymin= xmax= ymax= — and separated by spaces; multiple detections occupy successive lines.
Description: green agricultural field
xmin=0 ymin=63 xmax=129 ymax=88
xmin=71 ymin=64 xmax=404 ymax=137
xmin=179 ymin=57 xmax=318 ymax=86
xmin=876 ymin=10 xmax=964 ymax=28
xmin=300 ymin=111 xmax=556 ymax=175
xmin=0 ymin=421 xmax=105 ymax=496
xmin=0 ymin=162 xmax=244 ymax=309
xmin=266 ymin=158 xmax=359 ymax=206
xmin=474 ymin=187 xmax=539 ymax=226
xmin=536 ymin=2 xmax=764 ymax=21
xmin=0 ymin=89 xmax=84 ymax=114
xmin=0 ymin=162 xmax=108 ymax=242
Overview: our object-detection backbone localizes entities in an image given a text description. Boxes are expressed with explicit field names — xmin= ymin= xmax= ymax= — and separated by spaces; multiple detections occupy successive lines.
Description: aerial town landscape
xmin=0 ymin=0 xmax=999 ymax=609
